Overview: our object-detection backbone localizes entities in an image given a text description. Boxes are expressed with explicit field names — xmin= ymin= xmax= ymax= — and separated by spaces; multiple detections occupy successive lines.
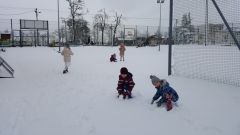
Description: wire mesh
xmin=172 ymin=0 xmax=240 ymax=87
xmin=173 ymin=0 xmax=240 ymax=45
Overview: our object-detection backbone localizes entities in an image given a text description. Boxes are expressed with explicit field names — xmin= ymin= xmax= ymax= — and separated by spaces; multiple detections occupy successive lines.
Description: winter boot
xmin=123 ymin=94 xmax=126 ymax=99
xmin=166 ymin=94 xmax=173 ymax=111
xmin=122 ymin=91 xmax=127 ymax=99
xmin=157 ymin=98 xmax=164 ymax=107
xmin=63 ymin=69 xmax=67 ymax=74
xmin=166 ymin=100 xmax=173 ymax=111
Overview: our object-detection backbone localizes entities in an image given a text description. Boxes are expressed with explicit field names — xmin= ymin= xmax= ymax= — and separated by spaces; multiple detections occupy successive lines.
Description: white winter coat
xmin=61 ymin=47 xmax=73 ymax=62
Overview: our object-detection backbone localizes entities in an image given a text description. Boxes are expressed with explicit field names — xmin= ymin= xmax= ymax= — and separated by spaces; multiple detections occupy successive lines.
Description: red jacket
xmin=117 ymin=72 xmax=135 ymax=92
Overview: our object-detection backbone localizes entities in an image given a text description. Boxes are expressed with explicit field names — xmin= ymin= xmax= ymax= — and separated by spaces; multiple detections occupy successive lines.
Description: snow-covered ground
xmin=0 ymin=46 xmax=240 ymax=135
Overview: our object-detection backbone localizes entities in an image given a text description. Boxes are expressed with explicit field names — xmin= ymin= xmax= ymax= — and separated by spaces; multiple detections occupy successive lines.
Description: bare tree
xmin=92 ymin=21 xmax=100 ymax=44
xmin=66 ymin=0 xmax=84 ymax=43
xmin=67 ymin=18 xmax=90 ymax=44
xmin=94 ymin=9 xmax=108 ymax=45
xmin=112 ymin=12 xmax=122 ymax=46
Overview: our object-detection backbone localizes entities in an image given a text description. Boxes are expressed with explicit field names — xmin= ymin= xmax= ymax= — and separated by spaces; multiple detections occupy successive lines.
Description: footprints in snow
xmin=79 ymin=114 xmax=96 ymax=135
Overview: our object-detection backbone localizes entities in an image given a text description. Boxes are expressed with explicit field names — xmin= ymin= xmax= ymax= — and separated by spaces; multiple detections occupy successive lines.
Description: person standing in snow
xmin=61 ymin=44 xmax=73 ymax=74
xmin=150 ymin=75 xmax=179 ymax=111
xmin=119 ymin=42 xmax=126 ymax=61
xmin=117 ymin=67 xmax=135 ymax=99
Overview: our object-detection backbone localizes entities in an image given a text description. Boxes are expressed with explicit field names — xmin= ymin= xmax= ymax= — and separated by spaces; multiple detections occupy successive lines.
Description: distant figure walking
xmin=61 ymin=44 xmax=73 ymax=74
xmin=119 ymin=43 xmax=126 ymax=61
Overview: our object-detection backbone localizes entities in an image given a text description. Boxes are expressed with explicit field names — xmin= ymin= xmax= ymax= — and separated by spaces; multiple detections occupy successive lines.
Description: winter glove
xmin=157 ymin=101 xmax=162 ymax=107
xmin=151 ymin=100 xmax=155 ymax=104
xmin=118 ymin=90 xmax=123 ymax=95
xmin=165 ymin=93 xmax=173 ymax=100
xmin=156 ymin=98 xmax=164 ymax=107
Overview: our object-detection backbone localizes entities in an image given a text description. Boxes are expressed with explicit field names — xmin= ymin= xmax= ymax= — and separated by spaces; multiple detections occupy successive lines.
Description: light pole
xmin=205 ymin=0 xmax=208 ymax=46
xmin=35 ymin=8 xmax=41 ymax=47
xmin=34 ymin=8 xmax=41 ymax=20
xmin=61 ymin=18 xmax=68 ymax=43
xmin=57 ymin=0 xmax=61 ymax=53
xmin=157 ymin=0 xmax=165 ymax=51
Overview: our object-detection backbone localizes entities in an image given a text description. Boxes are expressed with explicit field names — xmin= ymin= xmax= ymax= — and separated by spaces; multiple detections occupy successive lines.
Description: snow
xmin=0 ymin=46 xmax=240 ymax=135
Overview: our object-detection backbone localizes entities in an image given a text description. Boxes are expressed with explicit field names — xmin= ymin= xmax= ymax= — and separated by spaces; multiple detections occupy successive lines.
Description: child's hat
xmin=120 ymin=67 xmax=128 ymax=74
xmin=150 ymin=75 xmax=161 ymax=85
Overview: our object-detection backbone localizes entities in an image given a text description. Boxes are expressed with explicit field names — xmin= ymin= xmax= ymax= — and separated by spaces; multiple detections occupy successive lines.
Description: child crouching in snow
xmin=110 ymin=53 xmax=117 ymax=62
xmin=150 ymin=75 xmax=179 ymax=111
xmin=117 ymin=67 xmax=135 ymax=99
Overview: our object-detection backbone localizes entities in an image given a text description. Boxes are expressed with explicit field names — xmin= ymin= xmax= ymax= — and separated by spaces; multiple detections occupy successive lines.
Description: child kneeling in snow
xmin=117 ymin=67 xmax=135 ymax=99
xmin=110 ymin=53 xmax=117 ymax=62
xmin=150 ymin=75 xmax=179 ymax=111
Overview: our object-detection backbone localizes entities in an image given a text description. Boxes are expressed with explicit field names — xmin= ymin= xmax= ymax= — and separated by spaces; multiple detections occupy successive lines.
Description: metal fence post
xmin=11 ymin=19 xmax=14 ymax=46
xmin=168 ymin=0 xmax=173 ymax=76
xmin=211 ymin=0 xmax=240 ymax=50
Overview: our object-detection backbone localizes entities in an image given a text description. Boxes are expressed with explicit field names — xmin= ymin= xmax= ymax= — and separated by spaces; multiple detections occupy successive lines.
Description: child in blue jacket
xmin=150 ymin=75 xmax=179 ymax=111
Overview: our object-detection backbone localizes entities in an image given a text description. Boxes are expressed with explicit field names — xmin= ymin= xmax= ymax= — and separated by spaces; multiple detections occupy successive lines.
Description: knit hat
xmin=150 ymin=75 xmax=161 ymax=85
xmin=120 ymin=67 xmax=128 ymax=74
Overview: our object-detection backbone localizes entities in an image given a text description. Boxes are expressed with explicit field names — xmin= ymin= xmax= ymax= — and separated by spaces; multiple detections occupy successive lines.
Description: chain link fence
xmin=173 ymin=0 xmax=240 ymax=46
xmin=0 ymin=18 xmax=166 ymax=46
xmin=171 ymin=0 xmax=240 ymax=87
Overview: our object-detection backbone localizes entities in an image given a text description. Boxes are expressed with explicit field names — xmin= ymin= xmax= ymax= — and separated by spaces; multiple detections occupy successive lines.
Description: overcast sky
xmin=0 ymin=0 xmax=170 ymax=32
xmin=1 ymin=0 xmax=240 ymax=33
